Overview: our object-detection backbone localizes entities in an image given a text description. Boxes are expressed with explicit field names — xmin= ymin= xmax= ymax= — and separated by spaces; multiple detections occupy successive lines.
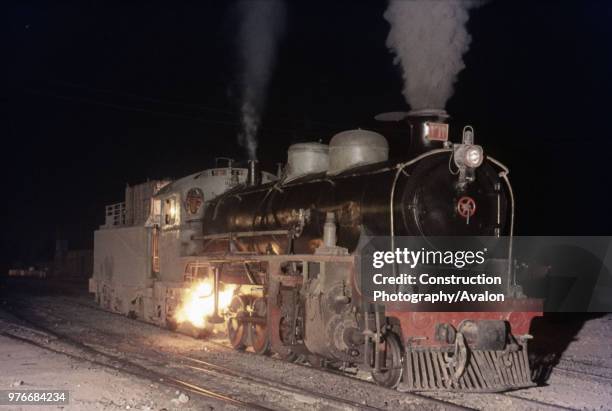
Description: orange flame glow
xmin=175 ymin=280 xmax=236 ymax=328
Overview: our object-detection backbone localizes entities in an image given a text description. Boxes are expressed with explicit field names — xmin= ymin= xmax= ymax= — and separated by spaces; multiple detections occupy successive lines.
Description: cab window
xmin=164 ymin=196 xmax=178 ymax=226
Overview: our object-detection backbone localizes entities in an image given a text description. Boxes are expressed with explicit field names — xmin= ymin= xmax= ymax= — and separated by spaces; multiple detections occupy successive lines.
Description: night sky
xmin=2 ymin=1 xmax=612 ymax=268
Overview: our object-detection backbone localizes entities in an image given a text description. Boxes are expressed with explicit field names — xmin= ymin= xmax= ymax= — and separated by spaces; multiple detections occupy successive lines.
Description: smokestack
xmin=405 ymin=109 xmax=450 ymax=155
xmin=247 ymin=159 xmax=262 ymax=186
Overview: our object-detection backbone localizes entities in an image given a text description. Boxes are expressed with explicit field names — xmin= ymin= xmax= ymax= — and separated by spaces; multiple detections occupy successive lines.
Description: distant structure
xmin=7 ymin=237 xmax=93 ymax=280
xmin=53 ymin=239 xmax=93 ymax=279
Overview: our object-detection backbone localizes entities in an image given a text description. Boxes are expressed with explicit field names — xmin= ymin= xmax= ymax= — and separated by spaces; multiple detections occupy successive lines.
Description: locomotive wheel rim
xmin=227 ymin=295 xmax=247 ymax=350
xmin=250 ymin=297 xmax=271 ymax=355
xmin=372 ymin=333 xmax=404 ymax=389
xmin=250 ymin=323 xmax=271 ymax=355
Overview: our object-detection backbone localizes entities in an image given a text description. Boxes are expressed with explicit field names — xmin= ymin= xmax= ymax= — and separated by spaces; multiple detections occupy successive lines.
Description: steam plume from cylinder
xmin=236 ymin=0 xmax=287 ymax=160
xmin=384 ymin=0 xmax=481 ymax=110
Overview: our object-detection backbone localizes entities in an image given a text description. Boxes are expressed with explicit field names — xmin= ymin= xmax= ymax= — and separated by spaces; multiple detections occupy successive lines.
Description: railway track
xmin=0 ymin=302 xmax=457 ymax=411
xmin=554 ymin=358 xmax=612 ymax=382
xmin=178 ymin=324 xmax=582 ymax=411
xmin=0 ymin=329 xmax=260 ymax=410
xmin=501 ymin=392 xmax=575 ymax=411
xmin=175 ymin=355 xmax=386 ymax=411
xmin=197 ymin=329 xmax=571 ymax=411
xmin=2 ymin=295 xmax=606 ymax=410
xmin=0 ymin=319 xmax=382 ymax=411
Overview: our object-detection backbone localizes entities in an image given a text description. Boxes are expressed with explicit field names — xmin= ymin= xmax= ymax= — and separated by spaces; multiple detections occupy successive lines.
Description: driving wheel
xmin=226 ymin=295 xmax=248 ymax=350
xmin=250 ymin=297 xmax=271 ymax=355
xmin=372 ymin=333 xmax=404 ymax=388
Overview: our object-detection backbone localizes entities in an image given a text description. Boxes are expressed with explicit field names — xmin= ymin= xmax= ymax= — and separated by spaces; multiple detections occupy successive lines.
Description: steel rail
xmin=0 ymin=329 xmax=264 ymax=410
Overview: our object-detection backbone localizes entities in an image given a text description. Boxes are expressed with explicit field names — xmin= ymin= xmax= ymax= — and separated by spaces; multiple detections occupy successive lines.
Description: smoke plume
xmin=384 ymin=0 xmax=481 ymax=110
xmin=236 ymin=0 xmax=287 ymax=160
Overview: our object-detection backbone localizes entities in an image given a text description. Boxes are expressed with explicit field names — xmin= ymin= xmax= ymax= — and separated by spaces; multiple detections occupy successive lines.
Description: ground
xmin=0 ymin=335 xmax=213 ymax=411
xmin=0 ymin=278 xmax=611 ymax=410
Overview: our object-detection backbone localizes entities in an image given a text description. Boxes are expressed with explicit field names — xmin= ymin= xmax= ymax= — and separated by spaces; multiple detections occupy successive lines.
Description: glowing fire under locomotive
xmin=90 ymin=110 xmax=542 ymax=391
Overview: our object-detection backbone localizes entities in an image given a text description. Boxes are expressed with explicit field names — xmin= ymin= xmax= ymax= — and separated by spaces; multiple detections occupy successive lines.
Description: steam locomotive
xmin=196 ymin=109 xmax=541 ymax=391
xmin=91 ymin=109 xmax=541 ymax=392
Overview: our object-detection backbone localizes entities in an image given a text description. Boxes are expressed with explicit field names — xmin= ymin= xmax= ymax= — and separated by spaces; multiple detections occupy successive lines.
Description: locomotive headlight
xmin=455 ymin=144 xmax=484 ymax=169
xmin=454 ymin=127 xmax=483 ymax=190
xmin=465 ymin=146 xmax=483 ymax=168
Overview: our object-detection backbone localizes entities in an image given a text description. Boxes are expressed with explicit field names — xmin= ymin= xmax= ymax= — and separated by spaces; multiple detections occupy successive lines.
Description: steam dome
xmin=286 ymin=142 xmax=329 ymax=180
xmin=328 ymin=129 xmax=388 ymax=174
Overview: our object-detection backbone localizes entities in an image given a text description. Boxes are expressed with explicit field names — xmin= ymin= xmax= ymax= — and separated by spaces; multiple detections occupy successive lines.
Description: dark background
xmin=2 ymin=0 xmax=611 ymax=269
